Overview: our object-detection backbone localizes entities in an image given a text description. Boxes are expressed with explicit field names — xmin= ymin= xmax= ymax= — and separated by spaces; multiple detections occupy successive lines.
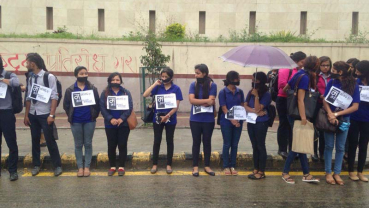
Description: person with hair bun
xmin=100 ymin=72 xmax=133 ymax=176
xmin=323 ymin=61 xmax=360 ymax=185
xmin=347 ymin=60 xmax=369 ymax=182
xmin=189 ymin=64 xmax=217 ymax=177
xmin=245 ymin=72 xmax=271 ymax=180
xmin=219 ymin=71 xmax=244 ymax=176
xmin=143 ymin=68 xmax=183 ymax=174
xmin=63 ymin=66 xmax=100 ymax=177
xmin=347 ymin=58 xmax=360 ymax=78
xmin=276 ymin=51 xmax=307 ymax=158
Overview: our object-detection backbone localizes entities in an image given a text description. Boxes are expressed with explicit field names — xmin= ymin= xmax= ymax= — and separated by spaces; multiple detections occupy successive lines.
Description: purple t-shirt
xmin=324 ymin=79 xmax=360 ymax=118
xmin=189 ymin=81 xmax=217 ymax=122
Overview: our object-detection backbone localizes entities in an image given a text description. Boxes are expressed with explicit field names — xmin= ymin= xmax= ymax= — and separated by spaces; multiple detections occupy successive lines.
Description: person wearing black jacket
xmin=100 ymin=72 xmax=133 ymax=176
xmin=63 ymin=66 xmax=100 ymax=177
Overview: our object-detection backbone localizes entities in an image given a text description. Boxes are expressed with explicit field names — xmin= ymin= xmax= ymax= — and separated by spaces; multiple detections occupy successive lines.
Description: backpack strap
xmin=43 ymin=72 xmax=50 ymax=88
xmin=287 ymin=69 xmax=293 ymax=81
xmin=293 ymin=74 xmax=306 ymax=93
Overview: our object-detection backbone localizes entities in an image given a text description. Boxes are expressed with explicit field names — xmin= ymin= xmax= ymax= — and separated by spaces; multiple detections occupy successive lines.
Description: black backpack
xmin=43 ymin=72 xmax=63 ymax=106
xmin=5 ymin=72 xmax=23 ymax=114
xmin=271 ymin=69 xmax=292 ymax=102
xmin=246 ymin=91 xmax=276 ymax=127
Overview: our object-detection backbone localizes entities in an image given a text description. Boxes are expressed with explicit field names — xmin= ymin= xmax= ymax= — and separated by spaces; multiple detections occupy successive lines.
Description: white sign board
xmin=72 ymin=90 xmax=96 ymax=107
xmin=225 ymin=106 xmax=247 ymax=120
xmin=28 ymin=83 xmax=52 ymax=103
xmin=107 ymin=95 xmax=129 ymax=110
xmin=0 ymin=82 xmax=8 ymax=99
xmin=155 ymin=93 xmax=177 ymax=110
xmin=324 ymin=86 xmax=353 ymax=110
xmin=193 ymin=105 xmax=213 ymax=114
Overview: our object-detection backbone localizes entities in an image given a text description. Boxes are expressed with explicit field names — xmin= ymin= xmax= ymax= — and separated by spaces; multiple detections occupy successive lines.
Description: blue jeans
xmin=324 ymin=117 xmax=350 ymax=174
xmin=221 ymin=125 xmax=243 ymax=168
xmin=71 ymin=122 xmax=96 ymax=169
xmin=283 ymin=116 xmax=310 ymax=174
xmin=247 ymin=122 xmax=268 ymax=172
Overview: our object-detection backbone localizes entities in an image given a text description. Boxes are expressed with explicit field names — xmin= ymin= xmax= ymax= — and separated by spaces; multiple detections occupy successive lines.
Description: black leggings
xmin=190 ymin=121 xmax=215 ymax=167
xmin=105 ymin=127 xmax=130 ymax=168
xmin=153 ymin=123 xmax=176 ymax=166
xmin=347 ymin=119 xmax=369 ymax=172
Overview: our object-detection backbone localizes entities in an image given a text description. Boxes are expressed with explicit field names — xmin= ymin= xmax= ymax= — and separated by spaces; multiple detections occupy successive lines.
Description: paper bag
xmin=292 ymin=121 xmax=314 ymax=155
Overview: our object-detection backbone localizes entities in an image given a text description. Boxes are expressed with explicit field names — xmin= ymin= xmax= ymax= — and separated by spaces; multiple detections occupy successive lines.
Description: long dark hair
xmin=26 ymin=53 xmax=48 ymax=71
xmin=347 ymin=58 xmax=360 ymax=76
xmin=303 ymin=56 xmax=320 ymax=90
xmin=252 ymin=72 xmax=268 ymax=98
xmin=104 ymin=72 xmax=123 ymax=97
xmin=333 ymin=61 xmax=356 ymax=95
xmin=194 ymin=64 xmax=212 ymax=99
xmin=161 ymin=67 xmax=174 ymax=83
xmin=356 ymin=60 xmax=369 ymax=83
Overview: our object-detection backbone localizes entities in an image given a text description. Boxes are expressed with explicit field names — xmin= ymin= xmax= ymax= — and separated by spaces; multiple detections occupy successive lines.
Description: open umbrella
xmin=220 ymin=45 xmax=297 ymax=69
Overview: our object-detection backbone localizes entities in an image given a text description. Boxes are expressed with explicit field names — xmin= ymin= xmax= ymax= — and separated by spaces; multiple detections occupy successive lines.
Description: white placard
xmin=193 ymin=105 xmax=213 ymax=114
xmin=325 ymin=86 xmax=353 ymax=110
xmin=0 ymin=82 xmax=8 ymax=99
xmin=107 ymin=95 xmax=129 ymax=110
xmin=225 ymin=105 xmax=247 ymax=120
xmin=71 ymin=90 xmax=96 ymax=107
xmin=246 ymin=112 xmax=258 ymax=124
xmin=359 ymin=85 xmax=369 ymax=102
xmin=28 ymin=83 xmax=52 ymax=103
xmin=155 ymin=93 xmax=177 ymax=110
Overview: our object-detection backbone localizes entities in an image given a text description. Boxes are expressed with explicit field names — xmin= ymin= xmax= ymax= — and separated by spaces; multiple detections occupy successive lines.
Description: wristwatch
xmin=0 ymin=77 xmax=4 ymax=81
xmin=49 ymin=115 xmax=55 ymax=118
xmin=334 ymin=113 xmax=338 ymax=117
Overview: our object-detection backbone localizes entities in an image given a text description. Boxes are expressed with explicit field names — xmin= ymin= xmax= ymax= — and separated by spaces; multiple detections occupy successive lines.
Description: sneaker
xmin=10 ymin=172 xmax=18 ymax=181
xmin=230 ymin=167 xmax=238 ymax=176
xmin=31 ymin=166 xmax=40 ymax=176
xmin=224 ymin=168 xmax=232 ymax=176
xmin=108 ymin=168 xmax=116 ymax=176
xmin=118 ymin=168 xmax=125 ymax=176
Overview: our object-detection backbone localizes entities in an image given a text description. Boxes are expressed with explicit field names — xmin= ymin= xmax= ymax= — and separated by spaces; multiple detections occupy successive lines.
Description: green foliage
xmin=164 ymin=23 xmax=186 ymax=39
xmin=345 ymin=30 xmax=369 ymax=44
xmin=140 ymin=32 xmax=171 ymax=84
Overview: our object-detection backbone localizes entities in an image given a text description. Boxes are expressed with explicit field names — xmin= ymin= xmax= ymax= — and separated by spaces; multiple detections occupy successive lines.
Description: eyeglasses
xmin=321 ymin=65 xmax=330 ymax=68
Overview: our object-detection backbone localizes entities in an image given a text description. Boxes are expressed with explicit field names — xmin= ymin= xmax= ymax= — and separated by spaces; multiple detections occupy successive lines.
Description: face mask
xmin=230 ymin=81 xmax=240 ymax=86
xmin=109 ymin=83 xmax=121 ymax=88
xmin=330 ymin=73 xmax=341 ymax=79
xmin=251 ymin=82 xmax=260 ymax=89
xmin=196 ymin=78 xmax=205 ymax=84
xmin=27 ymin=67 xmax=33 ymax=72
xmin=77 ymin=77 xmax=88 ymax=82
xmin=161 ymin=78 xmax=172 ymax=83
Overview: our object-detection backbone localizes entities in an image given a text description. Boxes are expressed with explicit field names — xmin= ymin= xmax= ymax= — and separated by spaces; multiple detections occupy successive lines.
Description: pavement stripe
xmin=22 ymin=171 xmax=369 ymax=177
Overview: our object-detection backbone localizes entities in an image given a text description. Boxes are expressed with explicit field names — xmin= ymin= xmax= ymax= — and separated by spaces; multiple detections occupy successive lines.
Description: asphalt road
xmin=1 ymin=170 xmax=368 ymax=208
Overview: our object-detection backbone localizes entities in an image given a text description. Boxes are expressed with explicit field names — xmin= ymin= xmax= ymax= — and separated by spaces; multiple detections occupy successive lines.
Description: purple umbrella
xmin=220 ymin=45 xmax=297 ymax=69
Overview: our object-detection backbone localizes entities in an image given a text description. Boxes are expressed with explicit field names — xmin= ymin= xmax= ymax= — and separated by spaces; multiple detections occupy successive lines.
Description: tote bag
xmin=292 ymin=121 xmax=314 ymax=155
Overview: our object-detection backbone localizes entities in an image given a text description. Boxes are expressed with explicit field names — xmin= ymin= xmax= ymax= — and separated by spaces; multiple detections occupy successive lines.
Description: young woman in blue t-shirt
xmin=323 ymin=61 xmax=360 ymax=185
xmin=189 ymin=64 xmax=217 ymax=177
xmin=143 ymin=68 xmax=183 ymax=174
xmin=347 ymin=60 xmax=369 ymax=182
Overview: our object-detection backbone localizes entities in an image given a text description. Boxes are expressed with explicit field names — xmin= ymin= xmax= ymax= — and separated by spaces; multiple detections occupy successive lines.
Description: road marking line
xmin=22 ymin=171 xmax=369 ymax=177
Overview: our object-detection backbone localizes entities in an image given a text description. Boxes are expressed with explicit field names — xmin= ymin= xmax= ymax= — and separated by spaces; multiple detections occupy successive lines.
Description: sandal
xmin=282 ymin=173 xmax=295 ymax=184
xmin=333 ymin=174 xmax=344 ymax=186
xmin=302 ymin=174 xmax=320 ymax=183
xmin=247 ymin=169 xmax=258 ymax=178
xmin=249 ymin=172 xmax=265 ymax=180
xmin=325 ymin=174 xmax=336 ymax=185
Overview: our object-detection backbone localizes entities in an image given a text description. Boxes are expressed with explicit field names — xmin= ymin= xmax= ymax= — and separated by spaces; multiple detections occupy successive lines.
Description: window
xmin=46 ymin=7 xmax=53 ymax=30
xmin=199 ymin=11 xmax=206 ymax=34
xmin=300 ymin=11 xmax=307 ymax=35
xmin=352 ymin=12 xmax=359 ymax=35
xmin=149 ymin=10 xmax=156 ymax=33
xmin=249 ymin=11 xmax=256 ymax=34
xmin=98 ymin=9 xmax=105 ymax=32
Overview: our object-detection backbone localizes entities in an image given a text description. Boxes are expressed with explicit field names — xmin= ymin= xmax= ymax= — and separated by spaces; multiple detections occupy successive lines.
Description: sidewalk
xmin=1 ymin=113 xmax=366 ymax=171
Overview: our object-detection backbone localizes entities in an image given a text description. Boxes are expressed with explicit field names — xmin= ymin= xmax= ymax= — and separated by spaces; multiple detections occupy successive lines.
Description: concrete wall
xmin=0 ymin=0 xmax=369 ymax=41
xmin=1 ymin=38 xmax=369 ymax=113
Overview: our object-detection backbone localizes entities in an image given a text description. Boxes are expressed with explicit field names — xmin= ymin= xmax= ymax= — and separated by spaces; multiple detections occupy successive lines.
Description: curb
xmin=1 ymin=152 xmax=365 ymax=171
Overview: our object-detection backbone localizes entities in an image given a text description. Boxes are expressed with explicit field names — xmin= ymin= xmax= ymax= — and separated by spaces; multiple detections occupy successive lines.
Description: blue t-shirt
xmin=245 ymin=91 xmax=271 ymax=123
xmin=350 ymin=79 xmax=369 ymax=122
xmin=105 ymin=86 xmax=127 ymax=128
xmin=218 ymin=87 xmax=245 ymax=127
xmin=72 ymin=82 xmax=92 ymax=123
xmin=152 ymin=84 xmax=183 ymax=125
xmin=324 ymin=79 xmax=360 ymax=118
xmin=189 ymin=82 xmax=217 ymax=123
xmin=288 ymin=70 xmax=309 ymax=91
